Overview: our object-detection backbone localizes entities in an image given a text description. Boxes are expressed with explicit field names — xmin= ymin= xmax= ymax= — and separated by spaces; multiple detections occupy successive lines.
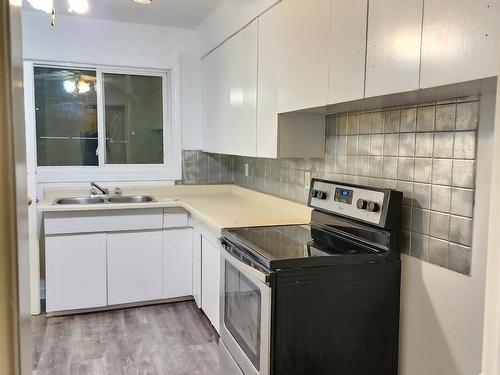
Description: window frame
xmin=24 ymin=60 xmax=181 ymax=182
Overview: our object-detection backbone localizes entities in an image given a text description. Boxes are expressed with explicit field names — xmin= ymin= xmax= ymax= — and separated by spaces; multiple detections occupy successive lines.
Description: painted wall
xmin=481 ymin=59 xmax=500 ymax=375
xmin=21 ymin=11 xmax=202 ymax=151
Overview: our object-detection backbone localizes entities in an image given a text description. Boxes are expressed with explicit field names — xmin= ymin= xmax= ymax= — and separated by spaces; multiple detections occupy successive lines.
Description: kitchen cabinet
xmin=201 ymin=237 xmax=221 ymax=332
xmin=202 ymin=41 xmax=230 ymax=154
xmin=192 ymin=230 xmax=202 ymax=308
xmin=202 ymin=20 xmax=258 ymax=157
xmin=44 ymin=208 xmax=197 ymax=313
xmin=257 ymin=0 xmax=330 ymax=158
xmin=420 ymin=0 xmax=498 ymax=88
xmin=163 ymin=228 xmax=193 ymax=299
xmin=45 ymin=233 xmax=107 ymax=312
xmin=227 ymin=20 xmax=258 ymax=157
xmin=329 ymin=0 xmax=368 ymax=104
xmin=107 ymin=230 xmax=163 ymax=305
xmin=365 ymin=0 xmax=423 ymax=97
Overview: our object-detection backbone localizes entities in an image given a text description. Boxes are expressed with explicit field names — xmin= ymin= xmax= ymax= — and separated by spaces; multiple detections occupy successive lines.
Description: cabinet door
xmin=163 ymin=228 xmax=193 ymax=299
xmin=202 ymin=21 xmax=258 ymax=156
xmin=227 ymin=20 xmax=258 ymax=157
xmin=201 ymin=237 xmax=221 ymax=332
xmin=107 ymin=230 xmax=163 ymax=305
xmin=329 ymin=0 xmax=368 ymax=104
xmin=192 ymin=230 xmax=202 ymax=308
xmin=45 ymin=233 xmax=106 ymax=312
xmin=202 ymin=43 xmax=230 ymax=154
xmin=365 ymin=0 xmax=423 ymax=97
xmin=420 ymin=0 xmax=497 ymax=88
xmin=257 ymin=0 xmax=331 ymax=158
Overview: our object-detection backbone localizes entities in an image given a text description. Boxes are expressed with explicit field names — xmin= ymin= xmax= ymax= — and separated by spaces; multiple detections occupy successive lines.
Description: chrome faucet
xmin=90 ymin=182 xmax=109 ymax=195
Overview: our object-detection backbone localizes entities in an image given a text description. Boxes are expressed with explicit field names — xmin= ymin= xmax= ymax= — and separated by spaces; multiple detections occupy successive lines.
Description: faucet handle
xmin=113 ymin=187 xmax=122 ymax=196
xmin=89 ymin=187 xmax=99 ymax=196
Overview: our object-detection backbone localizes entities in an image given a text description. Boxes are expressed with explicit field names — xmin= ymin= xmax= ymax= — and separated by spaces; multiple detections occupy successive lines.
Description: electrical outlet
xmin=304 ymin=171 xmax=311 ymax=189
xmin=244 ymin=163 xmax=249 ymax=177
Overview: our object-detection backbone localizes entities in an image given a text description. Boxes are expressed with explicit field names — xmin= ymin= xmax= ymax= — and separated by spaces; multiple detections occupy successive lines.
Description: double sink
xmin=54 ymin=195 xmax=156 ymax=205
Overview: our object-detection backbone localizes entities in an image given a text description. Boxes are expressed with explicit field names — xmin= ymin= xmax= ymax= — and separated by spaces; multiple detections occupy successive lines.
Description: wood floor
xmin=32 ymin=301 xmax=220 ymax=375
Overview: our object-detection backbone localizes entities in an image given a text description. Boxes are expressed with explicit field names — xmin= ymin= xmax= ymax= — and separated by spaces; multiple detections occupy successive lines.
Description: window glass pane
xmin=34 ymin=66 xmax=98 ymax=166
xmin=103 ymin=73 xmax=164 ymax=164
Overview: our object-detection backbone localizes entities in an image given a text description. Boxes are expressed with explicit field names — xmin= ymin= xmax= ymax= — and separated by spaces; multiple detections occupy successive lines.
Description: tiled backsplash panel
xmin=321 ymin=98 xmax=478 ymax=275
xmin=180 ymin=97 xmax=479 ymax=275
xmin=180 ymin=150 xmax=233 ymax=185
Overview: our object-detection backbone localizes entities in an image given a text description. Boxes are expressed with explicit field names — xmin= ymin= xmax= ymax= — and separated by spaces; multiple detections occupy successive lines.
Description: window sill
xmin=35 ymin=165 xmax=181 ymax=183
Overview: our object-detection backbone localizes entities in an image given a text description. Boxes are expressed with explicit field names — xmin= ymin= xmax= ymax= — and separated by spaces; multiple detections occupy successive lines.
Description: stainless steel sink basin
xmin=55 ymin=197 xmax=106 ymax=205
xmin=107 ymin=195 xmax=155 ymax=204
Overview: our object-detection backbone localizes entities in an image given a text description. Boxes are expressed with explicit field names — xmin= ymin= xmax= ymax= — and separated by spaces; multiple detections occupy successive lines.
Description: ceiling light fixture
xmin=77 ymin=80 xmax=91 ymax=94
xmin=26 ymin=0 xmax=54 ymax=14
xmin=68 ymin=0 xmax=89 ymax=14
xmin=63 ymin=80 xmax=76 ymax=94
xmin=133 ymin=0 xmax=152 ymax=4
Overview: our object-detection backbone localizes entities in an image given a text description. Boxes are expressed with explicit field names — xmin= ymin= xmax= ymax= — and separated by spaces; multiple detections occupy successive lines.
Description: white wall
xmin=399 ymin=93 xmax=495 ymax=375
xmin=481 ymin=54 xmax=500 ymax=375
xmin=21 ymin=11 xmax=202 ymax=151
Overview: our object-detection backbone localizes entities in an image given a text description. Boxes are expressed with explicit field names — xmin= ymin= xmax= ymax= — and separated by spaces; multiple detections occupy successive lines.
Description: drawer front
xmin=163 ymin=207 xmax=189 ymax=228
xmin=44 ymin=209 xmax=163 ymax=235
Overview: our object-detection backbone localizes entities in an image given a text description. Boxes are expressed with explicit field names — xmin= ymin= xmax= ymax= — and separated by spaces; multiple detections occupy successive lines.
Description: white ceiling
xmin=23 ymin=0 xmax=223 ymax=29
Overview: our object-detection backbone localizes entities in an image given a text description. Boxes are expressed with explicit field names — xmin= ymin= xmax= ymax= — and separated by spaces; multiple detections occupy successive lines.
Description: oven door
xmin=220 ymin=243 xmax=272 ymax=375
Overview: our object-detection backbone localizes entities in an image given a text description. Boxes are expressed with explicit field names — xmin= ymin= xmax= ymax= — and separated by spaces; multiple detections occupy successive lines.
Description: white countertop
xmin=38 ymin=185 xmax=312 ymax=233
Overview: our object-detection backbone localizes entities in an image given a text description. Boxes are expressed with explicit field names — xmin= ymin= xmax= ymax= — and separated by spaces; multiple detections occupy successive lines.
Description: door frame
xmin=481 ymin=73 xmax=500 ymax=373
xmin=0 ymin=1 xmax=32 ymax=375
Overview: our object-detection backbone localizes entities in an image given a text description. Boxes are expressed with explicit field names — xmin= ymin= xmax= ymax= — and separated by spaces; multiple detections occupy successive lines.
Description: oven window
xmin=224 ymin=261 xmax=262 ymax=370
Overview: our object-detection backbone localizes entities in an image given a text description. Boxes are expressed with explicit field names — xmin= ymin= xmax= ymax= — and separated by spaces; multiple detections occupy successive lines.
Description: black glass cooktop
xmin=222 ymin=224 xmax=390 ymax=270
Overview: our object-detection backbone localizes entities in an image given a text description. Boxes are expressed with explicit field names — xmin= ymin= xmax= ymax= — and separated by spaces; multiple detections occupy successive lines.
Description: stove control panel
xmin=308 ymin=179 xmax=386 ymax=225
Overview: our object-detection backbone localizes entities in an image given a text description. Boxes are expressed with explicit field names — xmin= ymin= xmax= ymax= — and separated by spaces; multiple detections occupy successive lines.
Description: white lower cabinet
xmin=44 ymin=208 xmax=216 ymax=314
xmin=107 ymin=230 xmax=163 ymax=305
xmin=163 ymin=228 xmax=193 ymax=299
xmin=192 ymin=230 xmax=202 ymax=308
xmin=46 ymin=233 xmax=107 ymax=313
xmin=201 ymin=237 xmax=221 ymax=333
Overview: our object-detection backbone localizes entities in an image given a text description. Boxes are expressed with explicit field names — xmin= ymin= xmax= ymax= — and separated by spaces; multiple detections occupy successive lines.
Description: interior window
xmin=34 ymin=67 xmax=98 ymax=166
xmin=33 ymin=65 xmax=166 ymax=169
xmin=103 ymin=73 xmax=164 ymax=164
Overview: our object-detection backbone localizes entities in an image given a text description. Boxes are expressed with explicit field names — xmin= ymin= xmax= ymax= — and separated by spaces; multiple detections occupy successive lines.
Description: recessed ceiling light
xmin=134 ymin=0 xmax=152 ymax=4
xmin=68 ymin=0 xmax=89 ymax=13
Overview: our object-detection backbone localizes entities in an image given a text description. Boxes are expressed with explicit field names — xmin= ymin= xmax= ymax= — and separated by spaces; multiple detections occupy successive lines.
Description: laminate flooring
xmin=32 ymin=301 xmax=220 ymax=375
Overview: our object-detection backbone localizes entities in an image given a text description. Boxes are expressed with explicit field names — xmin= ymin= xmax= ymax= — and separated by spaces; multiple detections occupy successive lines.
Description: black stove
xmin=219 ymin=178 xmax=403 ymax=375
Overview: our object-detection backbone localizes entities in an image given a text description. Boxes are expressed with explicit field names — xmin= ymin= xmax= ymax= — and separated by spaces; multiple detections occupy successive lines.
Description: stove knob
xmin=356 ymin=199 xmax=368 ymax=209
xmin=367 ymin=201 xmax=380 ymax=213
xmin=317 ymin=191 xmax=327 ymax=200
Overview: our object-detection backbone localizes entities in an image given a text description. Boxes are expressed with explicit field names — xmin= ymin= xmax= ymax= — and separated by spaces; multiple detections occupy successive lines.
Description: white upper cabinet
xmin=257 ymin=0 xmax=331 ymax=158
xmin=365 ymin=0 xmax=423 ymax=97
xmin=329 ymin=0 xmax=368 ymax=104
xmin=197 ymin=0 xmax=280 ymax=56
xmin=420 ymin=0 xmax=498 ymax=88
xmin=202 ymin=42 xmax=230 ymax=154
xmin=202 ymin=20 xmax=258 ymax=156
xmin=227 ymin=20 xmax=258 ymax=156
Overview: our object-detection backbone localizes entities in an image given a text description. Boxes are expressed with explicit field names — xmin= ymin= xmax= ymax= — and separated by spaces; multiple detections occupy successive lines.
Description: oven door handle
xmin=220 ymin=240 xmax=269 ymax=285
